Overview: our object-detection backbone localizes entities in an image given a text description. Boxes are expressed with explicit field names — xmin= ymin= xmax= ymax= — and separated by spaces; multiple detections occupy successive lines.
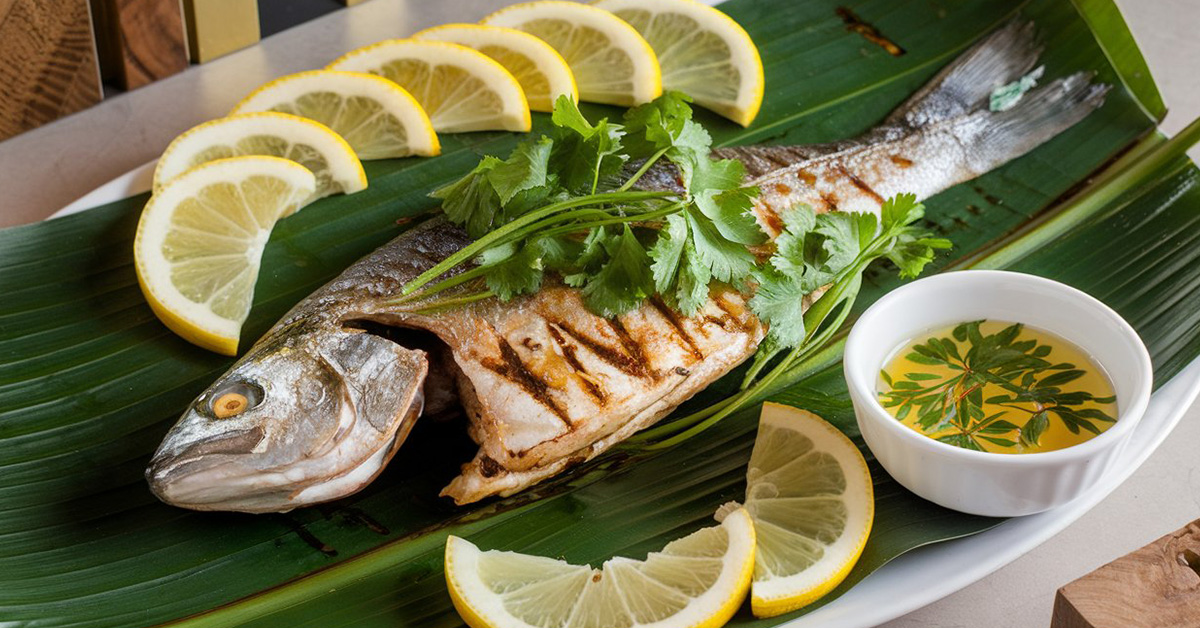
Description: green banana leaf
xmin=1 ymin=0 xmax=1195 ymax=626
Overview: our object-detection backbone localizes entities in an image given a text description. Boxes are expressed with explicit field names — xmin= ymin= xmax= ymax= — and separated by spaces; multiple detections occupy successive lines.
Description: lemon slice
xmin=413 ymin=24 xmax=577 ymax=113
xmin=738 ymin=402 xmax=874 ymax=618
xmin=445 ymin=507 xmax=755 ymax=628
xmin=154 ymin=112 xmax=366 ymax=200
xmin=328 ymin=40 xmax=530 ymax=133
xmin=594 ymin=0 xmax=764 ymax=126
xmin=231 ymin=70 xmax=440 ymax=160
xmin=134 ymin=156 xmax=317 ymax=356
xmin=482 ymin=1 xmax=661 ymax=107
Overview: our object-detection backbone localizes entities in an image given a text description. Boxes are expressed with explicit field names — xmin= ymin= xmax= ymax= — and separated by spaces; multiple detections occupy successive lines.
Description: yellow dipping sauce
xmin=877 ymin=320 xmax=1117 ymax=454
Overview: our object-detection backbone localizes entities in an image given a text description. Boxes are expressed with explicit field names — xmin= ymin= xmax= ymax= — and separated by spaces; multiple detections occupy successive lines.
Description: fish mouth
xmin=146 ymin=427 xmax=278 ymax=511
xmin=146 ymin=429 xmax=404 ymax=513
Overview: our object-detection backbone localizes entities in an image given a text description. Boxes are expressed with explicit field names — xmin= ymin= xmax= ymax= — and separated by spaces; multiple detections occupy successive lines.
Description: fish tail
xmin=959 ymin=72 xmax=1110 ymax=175
xmin=886 ymin=19 xmax=1043 ymax=128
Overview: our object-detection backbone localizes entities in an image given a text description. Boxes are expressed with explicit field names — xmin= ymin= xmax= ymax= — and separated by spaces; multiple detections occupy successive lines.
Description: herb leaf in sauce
xmin=879 ymin=321 xmax=1117 ymax=452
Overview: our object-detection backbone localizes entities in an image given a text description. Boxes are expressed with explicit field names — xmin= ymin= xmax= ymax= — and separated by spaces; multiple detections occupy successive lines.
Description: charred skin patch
xmin=648 ymin=297 xmax=704 ymax=360
xmin=756 ymin=203 xmax=785 ymax=235
xmin=837 ymin=163 xmax=884 ymax=203
xmin=820 ymin=190 xmax=841 ymax=211
xmin=479 ymin=455 xmax=503 ymax=478
xmin=480 ymin=335 xmax=571 ymax=426
xmin=546 ymin=325 xmax=607 ymax=404
xmin=551 ymin=317 xmax=648 ymax=378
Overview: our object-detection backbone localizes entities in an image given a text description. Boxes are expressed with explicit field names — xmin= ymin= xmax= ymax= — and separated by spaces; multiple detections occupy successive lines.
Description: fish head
xmin=146 ymin=322 xmax=428 ymax=513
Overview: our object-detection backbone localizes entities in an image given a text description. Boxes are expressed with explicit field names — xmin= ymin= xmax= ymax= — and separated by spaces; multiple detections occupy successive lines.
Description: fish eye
xmin=207 ymin=381 xmax=264 ymax=419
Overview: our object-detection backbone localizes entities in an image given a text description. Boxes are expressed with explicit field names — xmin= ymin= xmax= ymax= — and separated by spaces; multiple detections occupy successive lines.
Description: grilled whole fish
xmin=147 ymin=21 xmax=1108 ymax=511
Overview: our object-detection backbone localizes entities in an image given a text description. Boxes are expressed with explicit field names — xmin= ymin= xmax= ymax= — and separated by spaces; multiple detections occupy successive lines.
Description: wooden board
xmin=90 ymin=0 xmax=189 ymax=90
xmin=1052 ymin=519 xmax=1200 ymax=628
xmin=0 ymin=0 xmax=103 ymax=141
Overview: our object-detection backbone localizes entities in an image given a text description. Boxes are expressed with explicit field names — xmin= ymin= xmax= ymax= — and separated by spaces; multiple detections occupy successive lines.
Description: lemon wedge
xmin=445 ymin=507 xmax=755 ymax=628
xmin=154 ymin=112 xmax=366 ymax=200
xmin=738 ymin=402 xmax=874 ymax=618
xmin=482 ymin=1 xmax=661 ymax=107
xmin=231 ymin=70 xmax=440 ymax=160
xmin=328 ymin=40 xmax=530 ymax=133
xmin=413 ymin=24 xmax=577 ymax=113
xmin=595 ymin=0 xmax=764 ymax=126
xmin=134 ymin=156 xmax=317 ymax=355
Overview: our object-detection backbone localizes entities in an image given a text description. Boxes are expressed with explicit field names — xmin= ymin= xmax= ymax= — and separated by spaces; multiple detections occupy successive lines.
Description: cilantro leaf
xmin=487 ymin=136 xmax=553 ymax=204
xmin=675 ymin=238 xmax=714 ymax=315
xmin=580 ymin=226 xmax=654 ymax=317
xmin=877 ymin=193 xmax=951 ymax=278
xmin=881 ymin=192 xmax=923 ymax=230
xmin=693 ymin=185 xmax=764 ymax=246
xmin=430 ymin=156 xmax=503 ymax=239
xmin=814 ymin=211 xmax=879 ymax=273
xmin=649 ymin=213 xmax=688 ymax=293
xmin=749 ymin=267 xmax=808 ymax=348
xmin=648 ymin=214 xmax=714 ymax=315
xmin=549 ymin=96 xmax=626 ymax=194
xmin=622 ymin=91 xmax=695 ymax=158
xmin=887 ymin=230 xmax=952 ymax=278
xmin=476 ymin=242 xmax=544 ymax=300
xmin=684 ymin=207 xmax=757 ymax=285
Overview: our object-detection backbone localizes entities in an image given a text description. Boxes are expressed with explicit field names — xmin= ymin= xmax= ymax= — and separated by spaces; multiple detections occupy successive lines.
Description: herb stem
xmin=618 ymin=147 xmax=670 ymax=192
xmin=640 ymin=277 xmax=862 ymax=449
xmin=407 ymin=290 xmax=495 ymax=314
xmin=538 ymin=202 xmax=686 ymax=239
xmin=391 ymin=264 xmax=489 ymax=305
xmin=400 ymin=190 xmax=673 ymax=296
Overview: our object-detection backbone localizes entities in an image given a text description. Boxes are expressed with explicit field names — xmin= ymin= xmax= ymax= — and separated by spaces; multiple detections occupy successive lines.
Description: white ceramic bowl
xmin=844 ymin=270 xmax=1152 ymax=517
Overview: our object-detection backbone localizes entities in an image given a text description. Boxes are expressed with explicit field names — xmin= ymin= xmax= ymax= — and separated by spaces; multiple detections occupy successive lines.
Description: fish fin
xmin=959 ymin=72 xmax=1110 ymax=174
xmin=887 ymin=19 xmax=1042 ymax=128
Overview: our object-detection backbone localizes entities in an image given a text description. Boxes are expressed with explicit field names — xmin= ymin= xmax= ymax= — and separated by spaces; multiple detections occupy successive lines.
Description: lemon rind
xmin=593 ymin=0 xmax=764 ymax=125
xmin=134 ymin=156 xmax=317 ymax=356
xmin=327 ymin=39 xmax=531 ymax=133
xmin=231 ymin=69 xmax=441 ymax=158
xmin=445 ymin=508 xmax=756 ymax=628
xmin=153 ymin=111 xmax=367 ymax=196
xmin=747 ymin=402 xmax=875 ymax=618
xmin=412 ymin=23 xmax=579 ymax=112
xmin=482 ymin=0 xmax=663 ymax=107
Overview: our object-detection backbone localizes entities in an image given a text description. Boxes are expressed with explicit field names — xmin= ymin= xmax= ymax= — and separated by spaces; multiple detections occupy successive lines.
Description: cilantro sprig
xmin=394 ymin=93 xmax=761 ymax=318
xmin=395 ymin=94 xmax=950 ymax=446
xmin=635 ymin=194 xmax=951 ymax=448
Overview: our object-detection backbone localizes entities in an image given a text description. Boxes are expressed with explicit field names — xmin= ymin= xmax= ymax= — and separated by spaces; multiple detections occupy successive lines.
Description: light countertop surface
xmin=1 ymin=1 xmax=1196 ymax=626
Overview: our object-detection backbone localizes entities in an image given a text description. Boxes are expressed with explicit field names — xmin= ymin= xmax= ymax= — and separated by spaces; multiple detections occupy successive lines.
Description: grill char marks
xmin=711 ymin=295 xmax=752 ymax=334
xmin=757 ymin=203 xmax=785 ymax=234
xmin=648 ymin=297 xmax=704 ymax=360
xmin=551 ymin=317 xmax=648 ymax=378
xmin=836 ymin=163 xmax=885 ymax=203
xmin=546 ymin=325 xmax=607 ymax=404
xmin=608 ymin=318 xmax=651 ymax=377
xmin=820 ymin=190 xmax=840 ymax=211
xmin=480 ymin=331 xmax=571 ymax=426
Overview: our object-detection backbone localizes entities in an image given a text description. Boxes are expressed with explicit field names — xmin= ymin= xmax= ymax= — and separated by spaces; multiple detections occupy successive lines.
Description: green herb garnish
xmin=879 ymin=321 xmax=1118 ymax=452
xmin=396 ymin=92 xmax=762 ymax=318
xmin=638 ymin=194 xmax=951 ymax=448
xmin=397 ymin=93 xmax=951 ymax=446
